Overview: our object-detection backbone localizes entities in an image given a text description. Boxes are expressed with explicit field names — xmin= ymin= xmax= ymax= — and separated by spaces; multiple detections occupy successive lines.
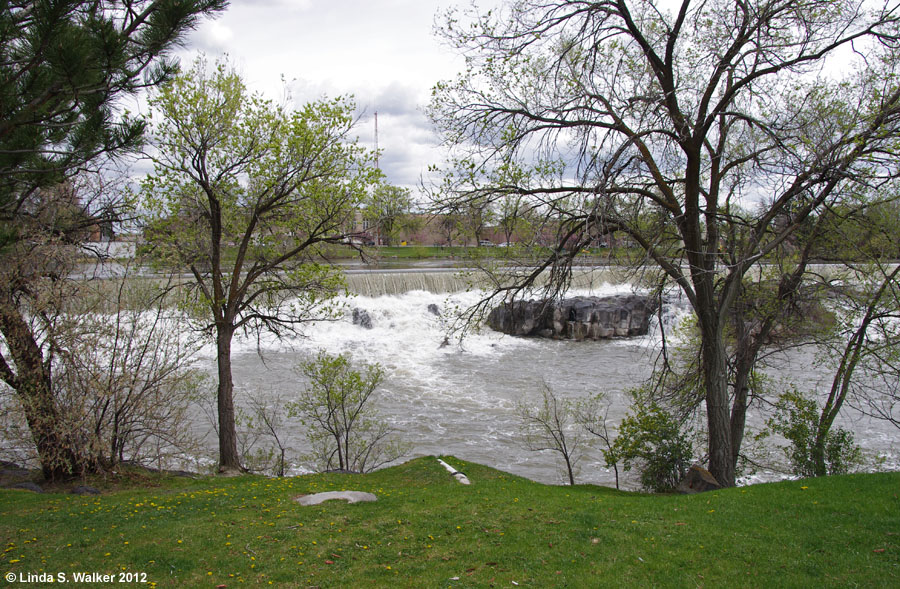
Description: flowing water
xmin=195 ymin=268 xmax=898 ymax=488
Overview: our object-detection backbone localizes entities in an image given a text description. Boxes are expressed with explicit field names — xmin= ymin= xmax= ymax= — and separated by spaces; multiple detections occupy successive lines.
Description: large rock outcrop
xmin=486 ymin=294 xmax=658 ymax=340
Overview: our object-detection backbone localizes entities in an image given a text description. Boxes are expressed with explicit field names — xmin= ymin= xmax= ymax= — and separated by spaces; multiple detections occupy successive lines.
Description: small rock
xmin=294 ymin=491 xmax=377 ymax=506
xmin=70 ymin=485 xmax=101 ymax=495
xmin=427 ymin=303 xmax=441 ymax=316
xmin=352 ymin=308 xmax=373 ymax=329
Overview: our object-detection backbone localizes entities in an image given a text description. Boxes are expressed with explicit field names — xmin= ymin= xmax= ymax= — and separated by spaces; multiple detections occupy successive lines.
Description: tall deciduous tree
xmin=430 ymin=0 xmax=900 ymax=486
xmin=0 ymin=0 xmax=226 ymax=480
xmin=143 ymin=57 xmax=379 ymax=472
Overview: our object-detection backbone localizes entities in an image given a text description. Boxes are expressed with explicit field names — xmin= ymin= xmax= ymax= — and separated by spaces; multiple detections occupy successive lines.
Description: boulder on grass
xmin=70 ymin=485 xmax=101 ymax=496
xmin=676 ymin=465 xmax=722 ymax=494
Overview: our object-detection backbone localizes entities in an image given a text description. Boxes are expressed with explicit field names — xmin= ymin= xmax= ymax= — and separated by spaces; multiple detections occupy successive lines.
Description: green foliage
xmin=287 ymin=351 xmax=407 ymax=474
xmin=803 ymin=201 xmax=900 ymax=261
xmin=608 ymin=398 xmax=693 ymax=493
xmin=0 ymin=1 xmax=226 ymax=247
xmin=364 ymin=184 xmax=413 ymax=245
xmin=0 ymin=1 xmax=226 ymax=479
xmin=142 ymin=55 xmax=374 ymax=331
xmin=766 ymin=388 xmax=862 ymax=477
xmin=144 ymin=56 xmax=374 ymax=265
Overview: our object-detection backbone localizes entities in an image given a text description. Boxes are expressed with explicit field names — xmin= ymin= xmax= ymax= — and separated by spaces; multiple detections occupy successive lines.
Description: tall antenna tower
xmin=374 ymin=111 xmax=380 ymax=170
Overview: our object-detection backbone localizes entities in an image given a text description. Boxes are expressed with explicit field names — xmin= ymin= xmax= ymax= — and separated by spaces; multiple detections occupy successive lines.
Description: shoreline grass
xmin=1 ymin=457 xmax=897 ymax=587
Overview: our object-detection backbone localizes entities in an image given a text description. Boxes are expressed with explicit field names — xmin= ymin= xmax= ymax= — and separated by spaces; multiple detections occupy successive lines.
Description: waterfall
xmin=344 ymin=270 xmax=468 ymax=296
xmin=343 ymin=266 xmax=636 ymax=296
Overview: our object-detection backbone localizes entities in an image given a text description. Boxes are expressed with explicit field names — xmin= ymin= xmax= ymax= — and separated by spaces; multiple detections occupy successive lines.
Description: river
xmin=191 ymin=268 xmax=898 ymax=489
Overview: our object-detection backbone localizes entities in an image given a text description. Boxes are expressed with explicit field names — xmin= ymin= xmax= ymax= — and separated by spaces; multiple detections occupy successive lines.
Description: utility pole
xmin=374 ymin=111 xmax=379 ymax=170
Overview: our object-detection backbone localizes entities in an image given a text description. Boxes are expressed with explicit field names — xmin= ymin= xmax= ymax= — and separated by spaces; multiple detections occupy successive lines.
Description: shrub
xmin=287 ymin=351 xmax=407 ymax=473
xmin=608 ymin=401 xmax=693 ymax=492
xmin=767 ymin=388 xmax=862 ymax=477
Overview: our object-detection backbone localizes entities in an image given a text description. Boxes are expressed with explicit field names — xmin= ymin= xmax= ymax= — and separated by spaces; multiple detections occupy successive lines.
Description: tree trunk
xmin=0 ymin=301 xmax=92 ymax=480
xmin=700 ymin=320 xmax=735 ymax=487
xmin=215 ymin=323 xmax=241 ymax=472
xmin=729 ymin=365 xmax=751 ymax=473
xmin=22 ymin=382 xmax=91 ymax=480
xmin=729 ymin=325 xmax=762 ymax=473
xmin=564 ymin=453 xmax=575 ymax=486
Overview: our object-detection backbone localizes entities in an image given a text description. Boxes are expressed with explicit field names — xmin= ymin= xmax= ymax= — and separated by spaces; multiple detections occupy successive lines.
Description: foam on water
xmin=207 ymin=281 xmax=689 ymax=486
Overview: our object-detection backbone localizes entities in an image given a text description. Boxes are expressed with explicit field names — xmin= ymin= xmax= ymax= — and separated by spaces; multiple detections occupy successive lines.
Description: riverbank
xmin=1 ymin=457 xmax=897 ymax=587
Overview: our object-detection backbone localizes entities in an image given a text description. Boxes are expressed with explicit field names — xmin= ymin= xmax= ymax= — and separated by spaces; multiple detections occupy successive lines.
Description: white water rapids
xmin=187 ymin=271 xmax=898 ymax=489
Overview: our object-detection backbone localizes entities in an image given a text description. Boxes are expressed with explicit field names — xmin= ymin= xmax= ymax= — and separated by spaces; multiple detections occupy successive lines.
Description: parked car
xmin=479 ymin=239 xmax=494 ymax=247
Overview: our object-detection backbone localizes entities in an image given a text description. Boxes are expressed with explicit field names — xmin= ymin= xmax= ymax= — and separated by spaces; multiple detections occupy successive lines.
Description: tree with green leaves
xmin=0 ymin=0 xmax=226 ymax=480
xmin=364 ymin=184 xmax=413 ymax=246
xmin=430 ymin=0 xmax=900 ymax=486
xmin=143 ymin=57 xmax=379 ymax=472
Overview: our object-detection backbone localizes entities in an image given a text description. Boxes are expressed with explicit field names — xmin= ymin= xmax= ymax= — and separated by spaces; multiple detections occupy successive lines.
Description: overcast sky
xmin=173 ymin=0 xmax=501 ymax=195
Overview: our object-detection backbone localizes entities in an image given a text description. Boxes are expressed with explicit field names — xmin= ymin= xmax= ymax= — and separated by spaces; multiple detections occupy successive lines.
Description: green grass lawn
xmin=375 ymin=246 xmax=471 ymax=259
xmin=1 ymin=457 xmax=897 ymax=587
xmin=373 ymin=245 xmax=626 ymax=261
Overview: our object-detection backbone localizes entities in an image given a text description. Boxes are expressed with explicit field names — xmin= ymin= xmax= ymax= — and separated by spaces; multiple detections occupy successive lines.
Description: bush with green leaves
xmin=607 ymin=399 xmax=693 ymax=493
xmin=287 ymin=351 xmax=407 ymax=474
xmin=766 ymin=388 xmax=862 ymax=477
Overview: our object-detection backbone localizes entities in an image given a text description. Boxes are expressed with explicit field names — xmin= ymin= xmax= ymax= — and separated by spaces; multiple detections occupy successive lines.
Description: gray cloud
xmin=373 ymin=82 xmax=420 ymax=117
xmin=167 ymin=1 xmax=506 ymax=196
